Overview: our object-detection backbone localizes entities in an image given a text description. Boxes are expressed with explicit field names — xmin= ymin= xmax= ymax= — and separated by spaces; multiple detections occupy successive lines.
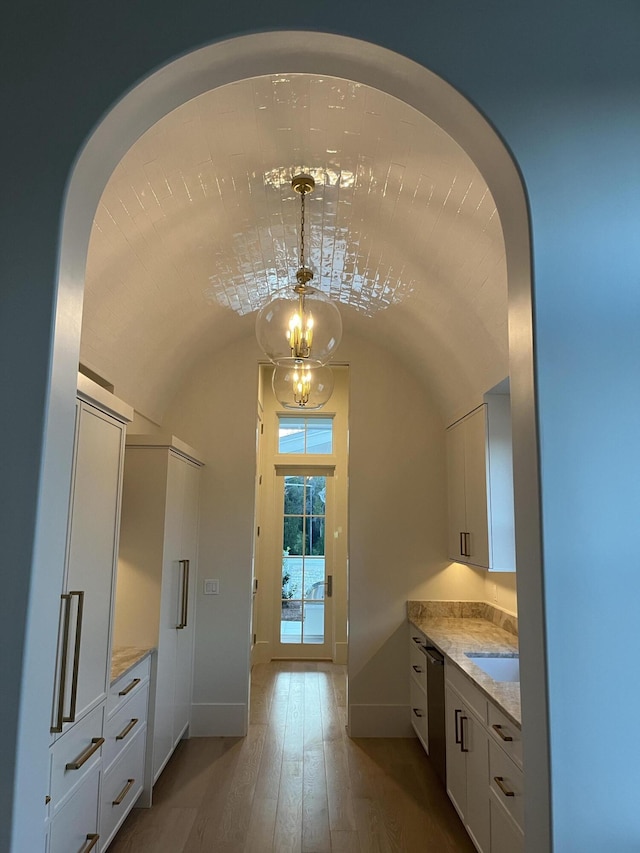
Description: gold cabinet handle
xmin=116 ymin=718 xmax=139 ymax=741
xmin=494 ymin=775 xmax=515 ymax=797
xmin=81 ymin=833 xmax=100 ymax=852
xmin=51 ymin=594 xmax=72 ymax=733
xmin=492 ymin=723 xmax=513 ymax=742
xmin=118 ymin=677 xmax=141 ymax=696
xmin=177 ymin=559 xmax=190 ymax=629
xmin=112 ymin=778 xmax=135 ymax=806
xmin=64 ymin=590 xmax=85 ymax=724
xmin=65 ymin=737 xmax=104 ymax=770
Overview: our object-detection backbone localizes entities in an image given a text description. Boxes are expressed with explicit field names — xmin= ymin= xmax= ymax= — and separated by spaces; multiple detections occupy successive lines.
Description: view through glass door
xmin=276 ymin=472 xmax=333 ymax=658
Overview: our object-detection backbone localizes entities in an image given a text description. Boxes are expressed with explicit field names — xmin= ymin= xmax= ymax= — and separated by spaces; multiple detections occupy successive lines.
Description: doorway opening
xmin=252 ymin=364 xmax=349 ymax=664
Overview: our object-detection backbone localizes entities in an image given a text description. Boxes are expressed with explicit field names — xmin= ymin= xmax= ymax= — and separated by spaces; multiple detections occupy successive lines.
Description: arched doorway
xmin=22 ymin=30 xmax=546 ymax=851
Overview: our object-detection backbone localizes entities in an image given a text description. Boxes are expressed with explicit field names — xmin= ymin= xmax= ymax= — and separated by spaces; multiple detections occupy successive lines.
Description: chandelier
xmin=256 ymin=174 xmax=342 ymax=409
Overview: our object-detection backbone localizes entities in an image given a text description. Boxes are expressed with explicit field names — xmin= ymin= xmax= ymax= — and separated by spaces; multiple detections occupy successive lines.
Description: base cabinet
xmin=489 ymin=791 xmax=524 ymax=853
xmin=48 ymin=762 xmax=100 ymax=853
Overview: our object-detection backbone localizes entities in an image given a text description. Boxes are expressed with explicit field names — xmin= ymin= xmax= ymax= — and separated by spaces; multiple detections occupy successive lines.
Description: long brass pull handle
xmin=464 ymin=532 xmax=471 ymax=557
xmin=177 ymin=559 xmax=189 ymax=629
xmin=326 ymin=574 xmax=333 ymax=598
xmin=116 ymin=718 xmax=139 ymax=741
xmin=412 ymin=636 xmax=423 ymax=644
xmin=81 ymin=834 xmax=100 ymax=852
xmin=412 ymin=665 xmax=423 ymax=673
xmin=51 ymin=594 xmax=72 ymax=733
xmin=112 ymin=778 xmax=135 ymax=806
xmin=64 ymin=590 xmax=85 ymax=723
xmin=118 ymin=677 xmax=141 ymax=697
xmin=412 ymin=708 xmax=424 ymax=718
xmin=460 ymin=715 xmax=469 ymax=752
xmin=494 ymin=776 xmax=515 ymax=797
xmin=454 ymin=708 xmax=462 ymax=744
xmin=66 ymin=737 xmax=104 ymax=770
xmin=459 ymin=531 xmax=464 ymax=556
xmin=492 ymin=723 xmax=513 ymax=742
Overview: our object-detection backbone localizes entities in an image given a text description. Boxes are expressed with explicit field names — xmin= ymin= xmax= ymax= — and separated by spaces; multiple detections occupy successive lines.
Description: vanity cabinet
xmin=47 ymin=375 xmax=132 ymax=852
xmin=446 ymin=392 xmax=515 ymax=572
xmin=114 ymin=436 xmax=202 ymax=786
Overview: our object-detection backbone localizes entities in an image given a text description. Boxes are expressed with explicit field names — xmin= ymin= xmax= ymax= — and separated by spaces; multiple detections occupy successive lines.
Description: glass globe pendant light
xmin=272 ymin=361 xmax=334 ymax=410
xmin=256 ymin=174 xmax=342 ymax=367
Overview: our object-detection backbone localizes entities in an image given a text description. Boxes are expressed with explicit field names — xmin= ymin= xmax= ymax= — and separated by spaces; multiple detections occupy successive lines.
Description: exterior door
xmin=274 ymin=472 xmax=334 ymax=659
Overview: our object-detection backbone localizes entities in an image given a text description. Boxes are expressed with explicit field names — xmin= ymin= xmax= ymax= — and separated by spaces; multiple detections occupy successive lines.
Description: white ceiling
xmin=81 ymin=73 xmax=508 ymax=423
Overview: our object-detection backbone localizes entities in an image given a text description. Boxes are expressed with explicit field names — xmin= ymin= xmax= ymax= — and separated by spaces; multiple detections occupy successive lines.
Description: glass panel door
xmin=276 ymin=474 xmax=332 ymax=657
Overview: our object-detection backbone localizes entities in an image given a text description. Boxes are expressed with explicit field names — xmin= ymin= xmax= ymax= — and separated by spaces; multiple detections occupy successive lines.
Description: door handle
xmin=177 ymin=559 xmax=189 ymax=629
xmin=65 ymin=591 xmax=85 ymax=724
xmin=460 ymin=715 xmax=469 ymax=752
xmin=454 ymin=708 xmax=462 ymax=744
xmin=51 ymin=593 xmax=72 ymax=733
xmin=326 ymin=575 xmax=332 ymax=598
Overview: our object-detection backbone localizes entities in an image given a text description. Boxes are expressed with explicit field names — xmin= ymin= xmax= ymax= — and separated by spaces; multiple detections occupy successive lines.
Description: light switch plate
xmin=204 ymin=579 xmax=219 ymax=595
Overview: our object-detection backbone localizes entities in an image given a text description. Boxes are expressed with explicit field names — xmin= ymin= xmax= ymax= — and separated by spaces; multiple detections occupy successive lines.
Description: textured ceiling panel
xmin=82 ymin=74 xmax=508 ymax=423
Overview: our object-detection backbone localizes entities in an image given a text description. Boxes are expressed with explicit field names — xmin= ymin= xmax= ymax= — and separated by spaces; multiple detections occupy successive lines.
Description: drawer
xmin=50 ymin=703 xmax=104 ymax=814
xmin=490 ymin=789 xmax=524 ymax=853
xmin=107 ymin=655 xmax=150 ymax=718
xmin=409 ymin=641 xmax=427 ymax=689
xmin=445 ymin=662 xmax=487 ymax=724
xmin=489 ymin=739 xmax=524 ymax=830
xmin=101 ymin=725 xmax=146 ymax=849
xmin=488 ymin=701 xmax=522 ymax=769
xmin=409 ymin=675 xmax=428 ymax=750
xmin=103 ymin=681 xmax=149 ymax=772
xmin=49 ymin=763 xmax=100 ymax=853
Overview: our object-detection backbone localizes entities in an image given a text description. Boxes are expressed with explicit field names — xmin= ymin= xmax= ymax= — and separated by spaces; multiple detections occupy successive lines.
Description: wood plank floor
xmin=109 ymin=661 xmax=475 ymax=852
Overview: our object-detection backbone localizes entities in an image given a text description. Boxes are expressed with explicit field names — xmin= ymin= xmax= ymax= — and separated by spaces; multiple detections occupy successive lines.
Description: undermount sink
xmin=465 ymin=652 xmax=520 ymax=682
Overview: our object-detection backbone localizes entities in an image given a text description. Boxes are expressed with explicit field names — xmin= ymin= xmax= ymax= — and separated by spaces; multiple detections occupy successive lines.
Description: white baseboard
xmin=348 ymin=703 xmax=413 ymax=737
xmin=190 ymin=703 xmax=247 ymax=736
xmin=333 ymin=641 xmax=348 ymax=665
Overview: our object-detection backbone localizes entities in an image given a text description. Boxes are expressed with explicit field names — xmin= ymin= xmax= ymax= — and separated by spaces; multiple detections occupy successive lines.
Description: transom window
xmin=278 ymin=416 xmax=333 ymax=454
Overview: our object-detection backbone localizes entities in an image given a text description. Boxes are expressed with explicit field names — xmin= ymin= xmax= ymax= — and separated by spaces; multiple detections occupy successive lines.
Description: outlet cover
xmin=204 ymin=579 xmax=219 ymax=595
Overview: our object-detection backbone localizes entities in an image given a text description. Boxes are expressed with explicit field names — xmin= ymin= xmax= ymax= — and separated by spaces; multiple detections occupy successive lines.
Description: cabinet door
xmin=445 ymin=684 xmax=466 ymax=820
xmin=173 ymin=457 xmax=200 ymax=745
xmin=463 ymin=408 xmax=490 ymax=568
xmin=489 ymin=792 xmax=524 ymax=853
xmin=49 ymin=765 xmax=100 ymax=853
xmin=61 ymin=404 xmax=124 ymax=731
xmin=463 ymin=709 xmax=490 ymax=853
xmin=446 ymin=420 xmax=467 ymax=561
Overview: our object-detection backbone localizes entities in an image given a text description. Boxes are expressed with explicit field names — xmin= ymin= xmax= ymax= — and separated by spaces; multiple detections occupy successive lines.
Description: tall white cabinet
xmin=47 ymin=376 xmax=132 ymax=853
xmin=114 ymin=436 xmax=203 ymax=785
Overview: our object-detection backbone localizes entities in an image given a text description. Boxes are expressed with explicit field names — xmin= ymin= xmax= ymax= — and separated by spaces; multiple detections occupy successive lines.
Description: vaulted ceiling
xmin=81 ymin=73 xmax=508 ymax=424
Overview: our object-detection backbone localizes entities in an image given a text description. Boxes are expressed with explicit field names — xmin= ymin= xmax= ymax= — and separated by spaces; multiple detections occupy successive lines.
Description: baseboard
xmin=348 ymin=703 xmax=413 ymax=737
xmin=333 ymin=641 xmax=348 ymax=665
xmin=190 ymin=703 xmax=248 ymax=736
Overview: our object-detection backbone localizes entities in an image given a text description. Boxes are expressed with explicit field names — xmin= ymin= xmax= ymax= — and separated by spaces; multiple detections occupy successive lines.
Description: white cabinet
xmin=408 ymin=632 xmax=428 ymax=750
xmin=47 ymin=375 xmax=132 ymax=851
xmin=114 ymin=435 xmax=202 ymax=786
xmin=445 ymin=673 xmax=490 ymax=853
xmin=446 ymin=392 xmax=515 ymax=571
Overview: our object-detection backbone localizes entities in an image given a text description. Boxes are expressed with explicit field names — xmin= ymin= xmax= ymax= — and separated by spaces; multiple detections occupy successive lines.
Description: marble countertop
xmin=110 ymin=646 xmax=154 ymax=685
xmin=407 ymin=601 xmax=521 ymax=727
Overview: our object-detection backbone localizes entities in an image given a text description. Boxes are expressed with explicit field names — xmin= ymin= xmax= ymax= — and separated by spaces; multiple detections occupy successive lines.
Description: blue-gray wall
xmin=2 ymin=2 xmax=639 ymax=850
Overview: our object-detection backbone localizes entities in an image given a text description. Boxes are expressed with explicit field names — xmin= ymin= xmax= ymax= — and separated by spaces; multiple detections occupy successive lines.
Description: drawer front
xmin=107 ymin=655 xmax=151 ymax=718
xmin=488 ymin=701 xmax=522 ymax=769
xmin=101 ymin=725 xmax=146 ymax=849
xmin=489 ymin=790 xmax=524 ymax=853
xmin=409 ymin=676 xmax=428 ymax=750
xmin=409 ymin=641 xmax=427 ymax=689
xmin=446 ymin=662 xmax=487 ymax=724
xmin=103 ymin=682 xmax=149 ymax=772
xmin=49 ymin=764 xmax=100 ymax=853
xmin=489 ymin=740 xmax=524 ymax=830
xmin=50 ymin=703 xmax=104 ymax=813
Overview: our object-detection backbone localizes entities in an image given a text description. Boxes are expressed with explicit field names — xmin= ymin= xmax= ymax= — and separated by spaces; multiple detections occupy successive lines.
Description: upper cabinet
xmin=446 ymin=384 xmax=516 ymax=572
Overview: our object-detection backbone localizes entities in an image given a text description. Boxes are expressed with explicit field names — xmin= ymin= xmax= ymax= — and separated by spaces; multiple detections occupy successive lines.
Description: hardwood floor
xmin=109 ymin=661 xmax=474 ymax=852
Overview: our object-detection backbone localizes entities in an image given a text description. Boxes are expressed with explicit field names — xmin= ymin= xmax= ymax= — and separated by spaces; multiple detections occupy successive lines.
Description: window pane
xmin=281 ymin=600 xmax=302 ymax=643
xmin=306 ymin=418 xmax=333 ymax=453
xmin=284 ymin=476 xmax=304 ymax=514
xmin=302 ymin=601 xmax=324 ymax=643
xmin=278 ymin=418 xmax=305 ymax=453
xmin=305 ymin=517 xmax=325 ymax=556
xmin=305 ymin=476 xmax=326 ymax=515
xmin=283 ymin=516 xmax=304 ymax=555
xmin=303 ymin=557 xmax=325 ymax=597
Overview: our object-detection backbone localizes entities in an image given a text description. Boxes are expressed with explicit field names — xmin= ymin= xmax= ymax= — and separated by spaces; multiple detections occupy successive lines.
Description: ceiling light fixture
xmin=256 ymin=174 xmax=343 ymax=370
xmin=271 ymin=361 xmax=335 ymax=411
